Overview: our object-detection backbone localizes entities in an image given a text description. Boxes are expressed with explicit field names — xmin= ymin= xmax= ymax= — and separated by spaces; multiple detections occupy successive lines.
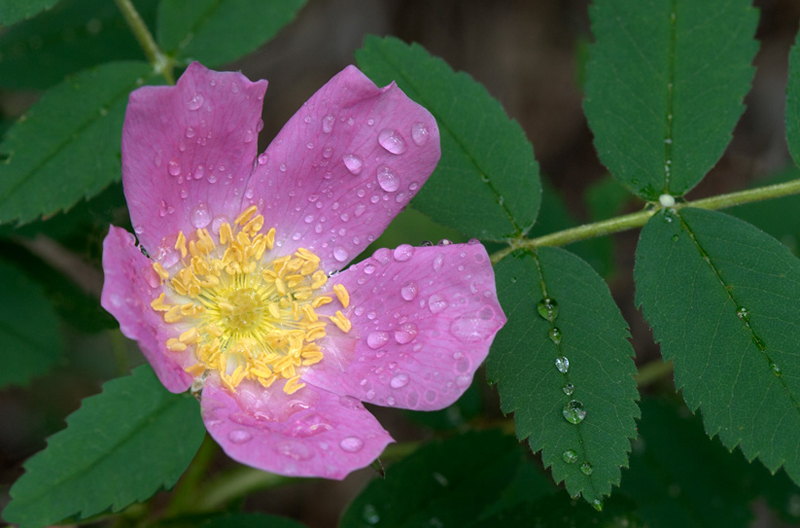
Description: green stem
xmin=634 ymin=359 xmax=674 ymax=387
xmin=165 ymin=434 xmax=218 ymax=516
xmin=114 ymin=0 xmax=175 ymax=84
xmin=491 ymin=177 xmax=800 ymax=264
xmin=193 ymin=467 xmax=290 ymax=511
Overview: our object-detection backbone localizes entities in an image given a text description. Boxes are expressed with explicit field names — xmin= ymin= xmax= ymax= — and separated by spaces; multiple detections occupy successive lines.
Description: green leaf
xmin=0 ymin=259 xmax=62 ymax=388
xmin=584 ymin=0 xmax=758 ymax=199
xmin=157 ymin=0 xmax=307 ymax=67
xmin=356 ymin=35 xmax=541 ymax=241
xmin=635 ymin=207 xmax=800 ymax=487
xmin=0 ymin=0 xmax=59 ymax=26
xmin=339 ymin=430 xmax=523 ymax=528
xmin=0 ymin=61 xmax=158 ymax=226
xmin=469 ymin=491 xmax=643 ymax=528
xmin=0 ymin=0 xmax=159 ymax=90
xmin=621 ymin=398 xmax=764 ymax=528
xmin=487 ymin=248 xmax=639 ymax=504
xmin=2 ymin=365 xmax=205 ymax=528
xmin=199 ymin=513 xmax=307 ymax=528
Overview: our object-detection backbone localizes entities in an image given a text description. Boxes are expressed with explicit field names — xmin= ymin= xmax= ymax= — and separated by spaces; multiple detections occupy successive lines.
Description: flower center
xmin=149 ymin=206 xmax=351 ymax=394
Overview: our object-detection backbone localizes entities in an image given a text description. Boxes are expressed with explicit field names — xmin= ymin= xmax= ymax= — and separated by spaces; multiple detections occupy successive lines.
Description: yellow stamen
xmin=333 ymin=284 xmax=350 ymax=308
xmin=149 ymin=208 xmax=337 ymax=395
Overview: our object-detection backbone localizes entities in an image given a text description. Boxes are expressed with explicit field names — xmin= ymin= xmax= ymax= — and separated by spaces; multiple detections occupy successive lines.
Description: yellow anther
xmin=235 ymin=205 xmax=258 ymax=225
xmin=175 ymin=231 xmax=187 ymax=259
xmin=301 ymin=305 xmax=318 ymax=322
xmin=153 ymin=262 xmax=170 ymax=280
xmin=166 ymin=338 xmax=187 ymax=352
xmin=179 ymin=328 xmax=198 ymax=344
xmin=283 ymin=376 xmax=305 ymax=395
xmin=275 ymin=277 xmax=287 ymax=295
xmin=268 ymin=303 xmax=281 ymax=319
xmin=164 ymin=305 xmax=183 ymax=323
xmin=265 ymin=227 xmax=276 ymax=250
xmin=150 ymin=293 xmax=169 ymax=311
xmin=330 ymin=310 xmax=352 ymax=333
xmin=311 ymin=270 xmax=327 ymax=289
xmin=243 ymin=214 xmax=264 ymax=235
xmin=185 ymin=363 xmax=206 ymax=376
xmin=333 ymin=284 xmax=350 ymax=308
xmin=312 ymin=296 xmax=332 ymax=308
xmin=219 ymin=223 xmax=233 ymax=245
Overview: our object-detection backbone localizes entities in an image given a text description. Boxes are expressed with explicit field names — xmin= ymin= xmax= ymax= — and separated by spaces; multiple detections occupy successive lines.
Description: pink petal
xmin=201 ymin=377 xmax=392 ymax=479
xmin=100 ymin=226 xmax=192 ymax=393
xmin=305 ymin=243 xmax=506 ymax=410
xmin=122 ymin=62 xmax=268 ymax=257
xmin=244 ymin=65 xmax=440 ymax=272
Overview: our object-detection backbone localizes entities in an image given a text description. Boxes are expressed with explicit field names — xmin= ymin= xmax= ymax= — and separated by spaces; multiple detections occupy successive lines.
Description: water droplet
xmin=377 ymin=166 xmax=400 ymax=192
xmin=333 ymin=247 xmax=349 ymax=262
xmin=450 ymin=315 xmax=496 ymax=343
xmin=411 ymin=122 xmax=430 ymax=146
xmin=394 ymin=323 xmax=418 ymax=344
xmin=393 ymin=244 xmax=414 ymax=261
xmin=340 ymin=436 xmax=364 ymax=453
xmin=185 ymin=126 xmax=196 ymax=138
xmin=562 ymin=449 xmax=578 ymax=464
xmin=186 ymin=92 xmax=204 ymax=110
xmin=537 ymin=298 xmax=558 ymax=321
xmin=580 ymin=462 xmax=593 ymax=475
xmin=428 ymin=294 xmax=448 ymax=313
xmin=401 ymin=281 xmax=418 ymax=301
xmin=591 ymin=499 xmax=603 ymax=512
xmin=275 ymin=441 xmax=313 ymax=460
xmin=367 ymin=331 xmax=389 ymax=349
xmin=563 ymin=400 xmax=586 ymax=424
xmin=258 ymin=152 xmax=268 ymax=165
xmin=555 ymin=356 xmax=569 ymax=374
xmin=390 ymin=373 xmax=410 ymax=389
xmin=433 ymin=255 xmax=444 ymax=272
xmin=563 ymin=382 xmax=575 ymax=396
xmin=737 ymin=306 xmax=750 ymax=323
xmin=770 ymin=360 xmax=782 ymax=377
xmin=378 ymin=128 xmax=407 ymax=154
xmin=549 ymin=327 xmax=562 ymax=345
xmin=191 ymin=203 xmax=211 ymax=228
xmin=671 ymin=234 xmax=679 ymax=242
xmin=168 ymin=159 xmax=181 ymax=176
xmin=343 ymin=154 xmax=363 ymax=175
xmin=228 ymin=429 xmax=252 ymax=444
xmin=362 ymin=504 xmax=380 ymax=525
xmin=322 ymin=114 xmax=335 ymax=133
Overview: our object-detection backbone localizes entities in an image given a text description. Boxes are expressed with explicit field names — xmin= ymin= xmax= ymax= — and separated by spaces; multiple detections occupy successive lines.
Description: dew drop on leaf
xmin=563 ymin=400 xmax=586 ymax=424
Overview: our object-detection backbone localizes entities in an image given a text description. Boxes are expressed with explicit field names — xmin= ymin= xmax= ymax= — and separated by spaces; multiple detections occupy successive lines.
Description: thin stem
xmin=114 ymin=0 xmax=175 ymax=84
xmin=165 ymin=434 xmax=218 ymax=516
xmin=634 ymin=359 xmax=674 ymax=387
xmin=491 ymin=177 xmax=800 ymax=264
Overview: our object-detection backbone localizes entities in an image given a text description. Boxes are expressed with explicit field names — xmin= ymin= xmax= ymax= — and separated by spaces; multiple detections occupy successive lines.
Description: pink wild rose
xmin=101 ymin=62 xmax=506 ymax=479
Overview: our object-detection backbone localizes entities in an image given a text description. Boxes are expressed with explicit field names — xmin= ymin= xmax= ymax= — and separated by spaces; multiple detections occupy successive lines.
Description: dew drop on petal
xmin=428 ymin=294 xmax=448 ymax=313
xmin=275 ymin=441 xmax=313 ymax=460
xmin=378 ymin=128 xmax=407 ymax=154
xmin=433 ymin=255 xmax=444 ymax=272
xmin=322 ymin=114 xmax=335 ymax=133
xmin=343 ymin=154 xmax=363 ymax=175
xmin=340 ymin=436 xmax=364 ymax=453
xmin=377 ymin=166 xmax=400 ymax=192
xmin=367 ymin=331 xmax=389 ymax=349
xmin=258 ymin=152 xmax=268 ymax=165
xmin=394 ymin=323 xmax=417 ymax=344
xmin=168 ymin=159 xmax=181 ymax=176
xmin=333 ymin=246 xmax=349 ymax=262
xmin=393 ymin=244 xmax=414 ymax=262
xmin=186 ymin=92 xmax=204 ymax=110
xmin=411 ymin=122 xmax=429 ymax=146
xmin=228 ymin=429 xmax=252 ymax=444
xmin=449 ymin=315 xmax=496 ymax=343
xmin=400 ymin=281 xmax=418 ymax=301
xmin=390 ymin=373 xmax=410 ymax=389
xmin=191 ymin=202 xmax=211 ymax=228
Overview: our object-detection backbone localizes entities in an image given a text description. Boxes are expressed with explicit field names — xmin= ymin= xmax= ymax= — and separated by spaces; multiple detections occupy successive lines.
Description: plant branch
xmin=491 ymin=177 xmax=800 ymax=264
xmin=114 ymin=0 xmax=175 ymax=84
